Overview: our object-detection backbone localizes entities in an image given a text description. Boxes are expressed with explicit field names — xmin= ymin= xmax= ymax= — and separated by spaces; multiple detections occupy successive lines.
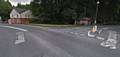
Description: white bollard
xmin=88 ymin=30 xmax=96 ymax=37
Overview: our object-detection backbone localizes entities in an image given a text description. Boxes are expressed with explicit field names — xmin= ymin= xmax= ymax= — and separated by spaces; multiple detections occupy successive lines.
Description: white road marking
xmin=79 ymin=33 xmax=85 ymax=36
xmin=87 ymin=30 xmax=95 ymax=37
xmin=98 ymin=29 xmax=102 ymax=34
xmin=15 ymin=32 xmax=25 ymax=44
xmin=0 ymin=25 xmax=27 ymax=44
xmin=100 ymin=31 xmax=117 ymax=49
xmin=96 ymin=36 xmax=104 ymax=40
xmin=70 ymin=32 xmax=74 ymax=34
xmin=74 ymin=32 xmax=79 ymax=35
xmin=0 ymin=25 xmax=27 ymax=31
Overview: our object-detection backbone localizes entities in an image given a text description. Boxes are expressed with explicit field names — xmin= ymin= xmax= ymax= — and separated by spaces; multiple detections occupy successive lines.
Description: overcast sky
xmin=9 ymin=0 xmax=33 ymax=6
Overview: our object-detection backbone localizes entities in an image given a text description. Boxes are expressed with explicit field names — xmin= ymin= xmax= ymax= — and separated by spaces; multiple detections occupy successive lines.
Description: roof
xmin=14 ymin=8 xmax=28 ymax=14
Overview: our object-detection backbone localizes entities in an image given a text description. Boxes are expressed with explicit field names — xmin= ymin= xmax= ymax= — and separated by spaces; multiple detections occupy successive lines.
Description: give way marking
xmin=0 ymin=25 xmax=27 ymax=44
xmin=15 ymin=32 xmax=25 ymax=44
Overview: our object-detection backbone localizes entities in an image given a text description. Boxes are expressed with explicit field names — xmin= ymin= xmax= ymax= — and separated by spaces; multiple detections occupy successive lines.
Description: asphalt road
xmin=0 ymin=24 xmax=120 ymax=57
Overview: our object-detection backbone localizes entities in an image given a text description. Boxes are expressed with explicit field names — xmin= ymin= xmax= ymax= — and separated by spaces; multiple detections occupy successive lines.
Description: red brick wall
xmin=8 ymin=18 xmax=29 ymax=24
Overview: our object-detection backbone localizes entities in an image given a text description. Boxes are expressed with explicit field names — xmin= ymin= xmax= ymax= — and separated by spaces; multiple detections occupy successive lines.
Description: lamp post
xmin=94 ymin=1 xmax=100 ymax=24
xmin=91 ymin=1 xmax=100 ymax=33
xmin=74 ymin=12 xmax=77 ymax=24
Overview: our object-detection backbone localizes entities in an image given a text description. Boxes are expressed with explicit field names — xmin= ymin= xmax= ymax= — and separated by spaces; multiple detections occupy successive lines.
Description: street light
xmin=74 ymin=12 xmax=77 ymax=24
xmin=94 ymin=1 xmax=100 ymax=24
xmin=97 ymin=1 xmax=100 ymax=4
xmin=91 ymin=1 xmax=100 ymax=33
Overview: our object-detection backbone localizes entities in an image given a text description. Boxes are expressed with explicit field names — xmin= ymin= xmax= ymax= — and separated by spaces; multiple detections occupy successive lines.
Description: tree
xmin=0 ymin=0 xmax=12 ymax=21
xmin=16 ymin=3 xmax=31 ymax=10
xmin=30 ymin=0 xmax=120 ymax=24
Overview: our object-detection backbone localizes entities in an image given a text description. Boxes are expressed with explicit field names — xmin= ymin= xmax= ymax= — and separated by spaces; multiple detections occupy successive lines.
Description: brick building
xmin=8 ymin=8 xmax=32 ymax=24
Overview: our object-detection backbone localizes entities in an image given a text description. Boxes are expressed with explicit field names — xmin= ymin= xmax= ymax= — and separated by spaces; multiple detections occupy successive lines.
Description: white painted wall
xmin=20 ymin=10 xmax=32 ymax=18
xmin=10 ymin=9 xmax=32 ymax=19
xmin=10 ymin=9 xmax=20 ymax=18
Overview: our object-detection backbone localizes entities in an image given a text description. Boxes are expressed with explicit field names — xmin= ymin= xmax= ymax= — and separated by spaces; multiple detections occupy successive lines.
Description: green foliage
xmin=0 ymin=0 xmax=12 ymax=21
xmin=30 ymin=0 xmax=120 ymax=24
xmin=16 ymin=3 xmax=31 ymax=10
